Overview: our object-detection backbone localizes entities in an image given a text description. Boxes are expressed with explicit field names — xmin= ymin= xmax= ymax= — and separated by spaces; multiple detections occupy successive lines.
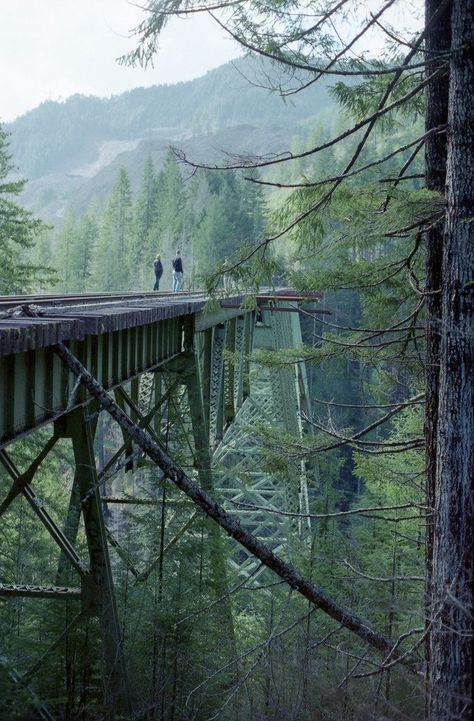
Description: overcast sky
xmin=1 ymin=0 xmax=423 ymax=124
xmin=0 ymin=0 xmax=241 ymax=122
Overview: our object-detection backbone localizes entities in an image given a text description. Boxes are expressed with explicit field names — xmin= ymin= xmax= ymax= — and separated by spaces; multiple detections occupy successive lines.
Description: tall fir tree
xmin=133 ymin=156 xmax=158 ymax=289
xmin=55 ymin=210 xmax=76 ymax=292
xmin=0 ymin=123 xmax=54 ymax=293
xmin=151 ymin=151 xmax=188 ymax=288
xmin=91 ymin=167 xmax=133 ymax=291
xmin=71 ymin=207 xmax=98 ymax=291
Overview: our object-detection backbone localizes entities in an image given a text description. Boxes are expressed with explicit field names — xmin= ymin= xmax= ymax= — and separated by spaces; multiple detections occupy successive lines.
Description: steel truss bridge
xmin=0 ymin=289 xmax=324 ymax=719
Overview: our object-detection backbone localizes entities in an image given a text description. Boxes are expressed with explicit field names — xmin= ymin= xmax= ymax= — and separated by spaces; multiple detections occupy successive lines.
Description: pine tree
xmin=238 ymin=170 xmax=266 ymax=244
xmin=71 ymin=208 xmax=98 ymax=291
xmin=133 ymin=156 xmax=158 ymax=289
xmin=150 ymin=151 xmax=188 ymax=288
xmin=126 ymin=3 xmax=473 ymax=716
xmin=0 ymin=123 xmax=54 ymax=293
xmin=193 ymin=170 xmax=267 ymax=278
xmin=91 ymin=167 xmax=133 ymax=291
xmin=55 ymin=210 xmax=76 ymax=293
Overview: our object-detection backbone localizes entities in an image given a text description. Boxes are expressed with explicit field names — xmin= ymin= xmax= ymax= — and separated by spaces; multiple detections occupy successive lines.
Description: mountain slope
xmin=7 ymin=56 xmax=335 ymax=220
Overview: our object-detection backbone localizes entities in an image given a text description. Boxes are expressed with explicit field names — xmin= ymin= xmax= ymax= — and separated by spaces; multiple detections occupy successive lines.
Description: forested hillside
xmin=7 ymin=57 xmax=333 ymax=220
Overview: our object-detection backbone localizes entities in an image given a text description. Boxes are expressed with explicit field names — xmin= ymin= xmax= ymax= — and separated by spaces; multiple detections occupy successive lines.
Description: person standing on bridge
xmin=172 ymin=250 xmax=184 ymax=292
xmin=153 ymin=254 xmax=163 ymax=290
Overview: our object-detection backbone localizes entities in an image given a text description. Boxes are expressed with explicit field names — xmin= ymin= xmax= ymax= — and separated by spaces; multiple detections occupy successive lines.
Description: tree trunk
xmin=428 ymin=1 xmax=474 ymax=718
xmin=424 ymin=0 xmax=451 ymax=687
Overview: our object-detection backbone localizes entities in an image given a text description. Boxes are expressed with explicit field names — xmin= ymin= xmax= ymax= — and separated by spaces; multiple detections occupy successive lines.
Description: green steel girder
xmin=234 ymin=315 xmax=246 ymax=410
xmin=209 ymin=323 xmax=227 ymax=447
xmin=0 ymin=435 xmax=58 ymax=517
xmin=269 ymin=308 xmax=300 ymax=435
xmin=224 ymin=318 xmax=236 ymax=424
xmin=20 ymin=611 xmax=84 ymax=685
xmin=0 ymin=316 xmax=185 ymax=448
xmin=57 ymin=407 xmax=132 ymax=715
xmin=180 ymin=353 xmax=212 ymax=484
xmin=211 ymin=299 xmax=314 ymax=575
xmin=106 ymin=527 xmax=141 ymax=578
xmin=134 ymin=510 xmax=199 ymax=584
xmin=0 ymin=655 xmax=57 ymax=721
xmin=0 ymin=294 xmax=315 ymax=714
xmin=199 ymin=327 xmax=213 ymax=439
xmin=102 ymin=379 xmax=179 ymax=482
xmin=101 ymin=496 xmax=191 ymax=506
xmin=0 ymin=449 xmax=88 ymax=577
xmin=194 ymin=304 xmax=250 ymax=331
xmin=0 ymin=408 xmax=130 ymax=716
xmin=55 ymin=479 xmax=83 ymax=586
xmin=0 ymin=583 xmax=82 ymax=600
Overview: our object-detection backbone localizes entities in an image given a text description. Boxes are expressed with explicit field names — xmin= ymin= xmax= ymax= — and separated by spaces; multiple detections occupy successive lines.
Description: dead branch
xmin=229 ymin=499 xmax=429 ymax=520
xmin=342 ymin=560 xmax=424 ymax=582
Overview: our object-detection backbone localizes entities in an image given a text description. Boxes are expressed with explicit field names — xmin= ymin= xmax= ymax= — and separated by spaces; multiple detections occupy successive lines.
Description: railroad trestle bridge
xmin=0 ymin=289 xmax=324 ymax=718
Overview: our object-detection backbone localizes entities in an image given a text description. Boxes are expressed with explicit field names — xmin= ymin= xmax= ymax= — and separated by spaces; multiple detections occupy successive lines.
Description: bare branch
xmin=244 ymin=126 xmax=445 ymax=189
xmin=311 ymin=395 xmax=424 ymax=410
xmin=208 ymin=3 xmax=435 ymax=81
xmin=229 ymin=499 xmax=429 ymax=520
xmin=342 ymin=560 xmax=424 ymax=582
xmin=300 ymin=297 xmax=425 ymax=338
xmin=173 ymin=69 xmax=440 ymax=174
xmin=129 ymin=0 xmax=249 ymax=15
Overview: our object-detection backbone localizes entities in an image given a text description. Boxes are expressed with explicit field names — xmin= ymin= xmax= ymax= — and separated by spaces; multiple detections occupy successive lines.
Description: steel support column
xmin=200 ymin=327 xmax=213 ymax=438
xmin=56 ymin=408 xmax=131 ymax=718
xmin=170 ymin=346 xmax=237 ymax=644
xmin=234 ymin=316 xmax=246 ymax=411
xmin=224 ymin=318 xmax=236 ymax=425
xmin=209 ymin=323 xmax=226 ymax=447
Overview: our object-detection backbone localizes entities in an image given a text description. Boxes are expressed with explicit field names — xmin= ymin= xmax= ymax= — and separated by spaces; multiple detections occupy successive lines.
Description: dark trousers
xmin=153 ymin=276 xmax=162 ymax=291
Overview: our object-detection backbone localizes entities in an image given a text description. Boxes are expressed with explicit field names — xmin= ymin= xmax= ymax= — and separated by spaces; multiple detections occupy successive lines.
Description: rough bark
xmin=424 ymin=0 xmax=451 ymax=680
xmin=428 ymin=1 xmax=474 ymax=717
xmin=52 ymin=340 xmax=402 ymax=659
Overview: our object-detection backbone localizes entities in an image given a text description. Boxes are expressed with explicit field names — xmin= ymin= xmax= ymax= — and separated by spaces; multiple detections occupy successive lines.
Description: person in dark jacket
xmin=172 ymin=250 xmax=184 ymax=292
xmin=153 ymin=254 xmax=163 ymax=290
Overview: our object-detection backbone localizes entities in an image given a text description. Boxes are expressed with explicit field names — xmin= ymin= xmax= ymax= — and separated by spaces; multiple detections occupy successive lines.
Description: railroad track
xmin=0 ymin=290 xmax=208 ymax=312
xmin=0 ymin=288 xmax=322 ymax=314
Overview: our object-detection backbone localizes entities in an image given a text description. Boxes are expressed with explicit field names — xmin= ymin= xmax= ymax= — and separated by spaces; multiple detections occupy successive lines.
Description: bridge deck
xmin=0 ymin=291 xmax=210 ymax=356
xmin=0 ymin=290 xmax=323 ymax=356
xmin=0 ymin=290 xmax=323 ymax=447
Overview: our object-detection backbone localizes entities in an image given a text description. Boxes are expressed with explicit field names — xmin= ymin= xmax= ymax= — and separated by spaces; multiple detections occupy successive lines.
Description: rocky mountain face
xmin=7 ymin=57 xmax=334 ymax=221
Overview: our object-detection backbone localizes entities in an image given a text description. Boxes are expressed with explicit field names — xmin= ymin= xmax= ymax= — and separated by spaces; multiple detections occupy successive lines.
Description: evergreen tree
xmin=55 ymin=210 xmax=76 ymax=292
xmin=29 ymin=226 xmax=55 ymax=285
xmin=71 ymin=208 xmax=98 ymax=291
xmin=0 ymin=123 xmax=54 ymax=293
xmin=150 ymin=151 xmax=188 ymax=288
xmin=133 ymin=156 xmax=158 ymax=289
xmin=238 ymin=170 xmax=266 ymax=243
xmin=194 ymin=170 xmax=267 ymax=279
xmin=194 ymin=191 xmax=231 ymax=271
xmin=126 ymin=3 xmax=474 ymax=717
xmin=91 ymin=167 xmax=133 ymax=291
